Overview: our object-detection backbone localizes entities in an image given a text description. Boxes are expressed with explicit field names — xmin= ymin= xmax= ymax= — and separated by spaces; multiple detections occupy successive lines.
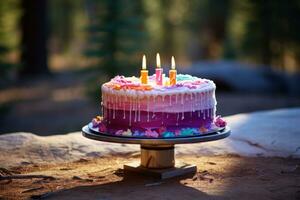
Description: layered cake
xmin=92 ymin=74 xmax=226 ymax=138
xmin=91 ymin=55 xmax=226 ymax=138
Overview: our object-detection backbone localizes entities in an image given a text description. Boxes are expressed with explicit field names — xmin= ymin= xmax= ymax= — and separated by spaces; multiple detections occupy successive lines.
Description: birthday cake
xmin=91 ymin=55 xmax=226 ymax=138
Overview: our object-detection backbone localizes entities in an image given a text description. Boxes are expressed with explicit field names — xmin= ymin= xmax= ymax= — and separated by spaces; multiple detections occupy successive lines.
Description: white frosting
xmin=101 ymin=75 xmax=217 ymax=124
xmin=101 ymin=79 xmax=216 ymax=98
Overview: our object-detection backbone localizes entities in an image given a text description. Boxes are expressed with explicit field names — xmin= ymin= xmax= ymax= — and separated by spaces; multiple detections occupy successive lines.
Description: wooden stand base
xmin=124 ymin=162 xmax=197 ymax=180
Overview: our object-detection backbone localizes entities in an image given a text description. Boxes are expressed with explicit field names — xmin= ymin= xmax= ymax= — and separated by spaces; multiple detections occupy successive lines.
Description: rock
xmin=177 ymin=108 xmax=300 ymax=158
xmin=0 ymin=108 xmax=299 ymax=168
xmin=0 ymin=131 xmax=139 ymax=168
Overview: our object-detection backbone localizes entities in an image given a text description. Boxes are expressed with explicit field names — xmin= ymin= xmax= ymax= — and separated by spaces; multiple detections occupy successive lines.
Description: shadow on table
xmin=43 ymin=173 xmax=221 ymax=200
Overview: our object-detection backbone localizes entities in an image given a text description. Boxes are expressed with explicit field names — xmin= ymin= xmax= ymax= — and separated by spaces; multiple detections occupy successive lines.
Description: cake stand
xmin=82 ymin=124 xmax=230 ymax=179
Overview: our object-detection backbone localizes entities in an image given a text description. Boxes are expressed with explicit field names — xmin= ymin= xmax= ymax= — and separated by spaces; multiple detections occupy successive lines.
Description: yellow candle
xmin=140 ymin=55 xmax=148 ymax=84
xmin=169 ymin=56 xmax=177 ymax=86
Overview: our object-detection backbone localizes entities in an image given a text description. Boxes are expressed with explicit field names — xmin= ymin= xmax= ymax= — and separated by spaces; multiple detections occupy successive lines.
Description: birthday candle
xmin=155 ymin=53 xmax=163 ymax=85
xmin=169 ymin=56 xmax=177 ymax=86
xmin=140 ymin=55 xmax=148 ymax=84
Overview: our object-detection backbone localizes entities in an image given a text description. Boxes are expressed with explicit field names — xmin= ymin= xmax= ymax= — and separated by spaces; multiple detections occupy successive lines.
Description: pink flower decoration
xmin=92 ymin=119 xmax=100 ymax=128
xmin=99 ymin=123 xmax=107 ymax=132
xmin=176 ymin=83 xmax=184 ymax=87
xmin=187 ymin=85 xmax=197 ymax=89
xmin=175 ymin=130 xmax=181 ymax=136
xmin=145 ymin=129 xmax=159 ymax=138
xmin=215 ymin=116 xmax=227 ymax=127
xmin=115 ymin=130 xmax=124 ymax=136
xmin=199 ymin=126 xmax=207 ymax=133
xmin=193 ymin=80 xmax=202 ymax=84
xmin=158 ymin=126 xmax=167 ymax=134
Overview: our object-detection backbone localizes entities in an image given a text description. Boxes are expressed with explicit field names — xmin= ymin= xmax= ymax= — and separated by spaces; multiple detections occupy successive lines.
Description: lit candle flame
xmin=156 ymin=53 xmax=161 ymax=68
xmin=171 ymin=56 xmax=176 ymax=70
xmin=142 ymin=54 xmax=146 ymax=70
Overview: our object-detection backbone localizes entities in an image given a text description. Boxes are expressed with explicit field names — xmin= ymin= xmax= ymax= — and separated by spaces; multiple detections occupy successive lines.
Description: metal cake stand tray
xmin=82 ymin=125 xmax=230 ymax=179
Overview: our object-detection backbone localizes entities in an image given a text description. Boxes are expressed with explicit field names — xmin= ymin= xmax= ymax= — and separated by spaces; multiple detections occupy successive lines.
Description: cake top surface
xmin=102 ymin=74 xmax=215 ymax=94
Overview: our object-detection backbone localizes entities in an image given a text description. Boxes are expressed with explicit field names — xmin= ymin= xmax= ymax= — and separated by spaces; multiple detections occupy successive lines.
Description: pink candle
xmin=155 ymin=53 xmax=163 ymax=85
xmin=156 ymin=68 xmax=163 ymax=85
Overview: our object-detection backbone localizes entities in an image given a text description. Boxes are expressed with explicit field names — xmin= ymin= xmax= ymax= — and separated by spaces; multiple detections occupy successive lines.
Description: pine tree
xmin=241 ymin=0 xmax=300 ymax=70
xmin=85 ymin=0 xmax=145 ymax=78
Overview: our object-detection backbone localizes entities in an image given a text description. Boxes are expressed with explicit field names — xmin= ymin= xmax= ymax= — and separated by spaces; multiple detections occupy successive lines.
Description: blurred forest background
xmin=0 ymin=0 xmax=300 ymax=135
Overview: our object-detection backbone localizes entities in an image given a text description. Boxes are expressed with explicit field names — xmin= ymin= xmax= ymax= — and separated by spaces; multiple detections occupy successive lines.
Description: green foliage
xmin=49 ymin=0 xmax=86 ymax=53
xmin=172 ymin=0 xmax=300 ymax=69
xmin=0 ymin=0 xmax=19 ymax=80
xmin=0 ymin=0 xmax=300 ymax=79
xmin=180 ymin=0 xmax=232 ymax=59
xmin=85 ymin=0 xmax=146 ymax=78
xmin=240 ymin=0 xmax=300 ymax=67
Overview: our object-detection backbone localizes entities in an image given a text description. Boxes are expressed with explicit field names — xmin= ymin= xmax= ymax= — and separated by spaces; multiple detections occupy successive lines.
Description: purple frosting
xmin=104 ymin=108 xmax=214 ymax=134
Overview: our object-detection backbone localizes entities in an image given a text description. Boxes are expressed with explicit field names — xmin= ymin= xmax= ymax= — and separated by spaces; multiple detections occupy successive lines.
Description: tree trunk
xmin=19 ymin=0 xmax=49 ymax=76
xmin=260 ymin=0 xmax=272 ymax=66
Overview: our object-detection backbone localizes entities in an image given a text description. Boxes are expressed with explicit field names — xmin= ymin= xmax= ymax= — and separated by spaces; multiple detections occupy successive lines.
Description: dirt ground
xmin=0 ymin=155 xmax=299 ymax=200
